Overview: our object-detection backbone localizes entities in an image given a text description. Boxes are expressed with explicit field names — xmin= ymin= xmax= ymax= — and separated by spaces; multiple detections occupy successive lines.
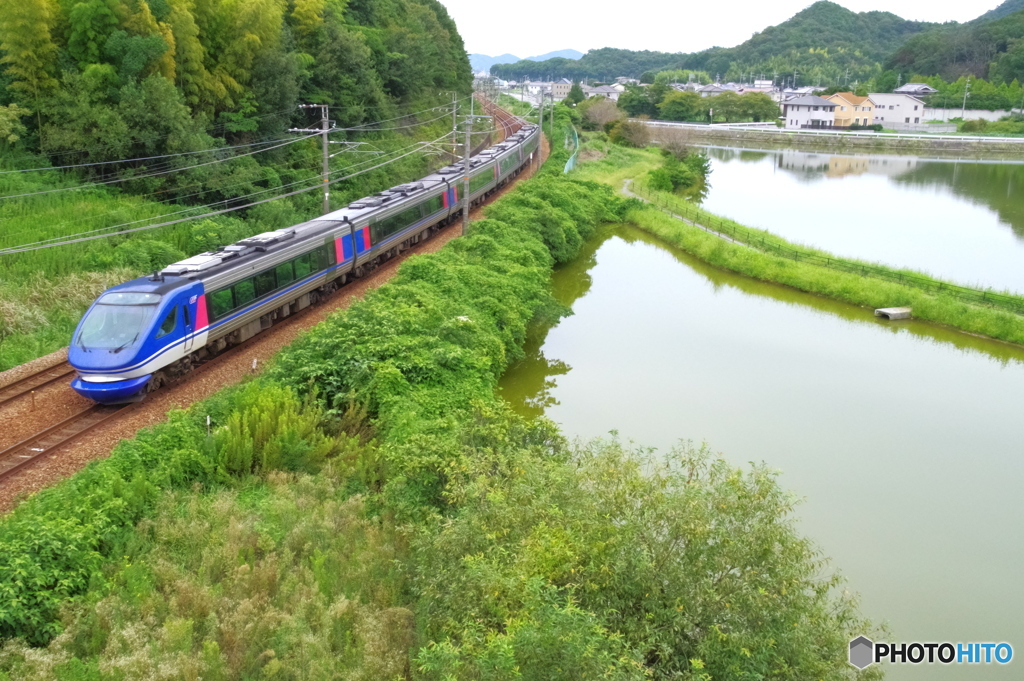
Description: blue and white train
xmin=69 ymin=124 xmax=540 ymax=403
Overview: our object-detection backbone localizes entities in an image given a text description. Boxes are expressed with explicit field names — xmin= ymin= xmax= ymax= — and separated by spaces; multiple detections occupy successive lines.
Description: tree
xmin=566 ymin=80 xmax=584 ymax=105
xmin=657 ymin=90 xmax=701 ymax=121
xmin=609 ymin=116 xmax=650 ymax=147
xmin=0 ymin=0 xmax=59 ymax=124
xmin=67 ymin=0 xmax=121 ymax=67
xmin=740 ymin=92 xmax=780 ymax=122
xmin=578 ymin=97 xmax=622 ymax=130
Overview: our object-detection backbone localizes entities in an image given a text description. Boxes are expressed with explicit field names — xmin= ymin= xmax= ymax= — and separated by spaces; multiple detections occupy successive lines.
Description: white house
xmin=894 ymin=83 xmax=938 ymax=97
xmin=869 ymin=93 xmax=927 ymax=130
xmin=781 ymin=95 xmax=837 ymax=129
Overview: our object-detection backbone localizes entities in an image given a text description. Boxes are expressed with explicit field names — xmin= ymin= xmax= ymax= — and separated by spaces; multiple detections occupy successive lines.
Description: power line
xmin=0 ymin=136 xmax=299 ymax=175
xmin=0 ymin=134 xmax=319 ymax=201
xmin=0 ymin=131 xmax=455 ymax=255
xmin=0 ymin=137 xmax=435 ymax=250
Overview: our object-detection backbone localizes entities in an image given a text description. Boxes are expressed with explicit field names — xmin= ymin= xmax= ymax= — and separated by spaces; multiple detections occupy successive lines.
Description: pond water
xmin=697 ymin=147 xmax=1024 ymax=295
xmin=499 ymin=223 xmax=1024 ymax=679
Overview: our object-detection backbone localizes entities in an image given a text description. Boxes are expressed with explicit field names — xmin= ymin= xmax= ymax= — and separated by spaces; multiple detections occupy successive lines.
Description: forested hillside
xmin=492 ymin=2 xmax=933 ymax=84
xmin=680 ymin=1 xmax=933 ymax=84
xmin=974 ymin=0 xmax=1024 ymax=24
xmin=0 ymin=0 xmax=471 ymax=176
xmin=887 ymin=9 xmax=1024 ymax=83
xmin=0 ymin=0 xmax=472 ymax=368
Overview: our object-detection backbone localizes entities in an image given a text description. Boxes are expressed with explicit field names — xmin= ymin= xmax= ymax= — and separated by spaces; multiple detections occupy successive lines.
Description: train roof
xmin=158 ymin=123 xmax=540 ymax=281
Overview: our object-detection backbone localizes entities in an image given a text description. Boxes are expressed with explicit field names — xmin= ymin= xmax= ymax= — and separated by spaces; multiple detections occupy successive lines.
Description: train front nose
xmin=70 ymin=374 xmax=152 ymax=403
xmin=69 ymin=291 xmax=163 ymax=403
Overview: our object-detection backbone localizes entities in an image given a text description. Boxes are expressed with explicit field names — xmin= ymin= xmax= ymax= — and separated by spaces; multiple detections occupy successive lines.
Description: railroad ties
xmin=0 ymin=403 xmax=132 ymax=482
xmin=0 ymin=362 xmax=76 ymax=409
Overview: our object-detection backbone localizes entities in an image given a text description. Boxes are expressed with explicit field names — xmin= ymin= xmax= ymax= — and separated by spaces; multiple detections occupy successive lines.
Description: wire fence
xmin=563 ymin=125 xmax=580 ymax=173
xmin=630 ymin=179 xmax=1024 ymax=316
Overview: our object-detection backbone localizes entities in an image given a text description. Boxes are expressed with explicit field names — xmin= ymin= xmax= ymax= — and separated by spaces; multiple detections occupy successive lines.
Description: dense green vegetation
xmin=682 ymin=1 xmax=934 ymax=86
xmin=493 ymin=0 xmax=1024 ymax=93
xmin=574 ymin=137 xmax=1024 ymax=347
xmin=493 ymin=1 xmax=935 ymax=85
xmin=888 ymin=9 xmax=1024 ymax=84
xmin=0 ymin=120 xmax=878 ymax=680
xmin=0 ymin=0 xmax=478 ymax=370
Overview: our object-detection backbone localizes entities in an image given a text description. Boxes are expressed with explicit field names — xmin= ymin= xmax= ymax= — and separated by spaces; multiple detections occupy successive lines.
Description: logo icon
xmin=849 ymin=636 xmax=874 ymax=669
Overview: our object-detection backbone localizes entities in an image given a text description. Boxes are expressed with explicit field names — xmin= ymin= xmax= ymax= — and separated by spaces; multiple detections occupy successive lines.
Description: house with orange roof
xmin=825 ymin=93 xmax=877 ymax=127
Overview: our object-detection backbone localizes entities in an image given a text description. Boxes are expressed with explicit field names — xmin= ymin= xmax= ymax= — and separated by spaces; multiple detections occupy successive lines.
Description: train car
xmin=69 ymin=123 xmax=539 ymax=403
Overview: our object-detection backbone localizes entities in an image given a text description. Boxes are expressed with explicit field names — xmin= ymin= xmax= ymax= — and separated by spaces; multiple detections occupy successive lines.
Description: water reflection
xmin=697 ymin=147 xmax=1024 ymax=293
xmin=499 ymin=224 xmax=1024 ymax=680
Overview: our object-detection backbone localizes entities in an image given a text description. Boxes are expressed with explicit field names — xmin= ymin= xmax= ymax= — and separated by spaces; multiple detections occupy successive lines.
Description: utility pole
xmin=961 ymin=75 xmax=971 ymax=120
xmin=290 ymin=104 xmax=334 ymax=214
xmin=460 ymin=96 xmax=489 ymax=235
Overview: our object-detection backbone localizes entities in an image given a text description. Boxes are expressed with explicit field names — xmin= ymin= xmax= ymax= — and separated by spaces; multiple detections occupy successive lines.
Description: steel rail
xmin=0 ymin=362 xmax=77 ymax=409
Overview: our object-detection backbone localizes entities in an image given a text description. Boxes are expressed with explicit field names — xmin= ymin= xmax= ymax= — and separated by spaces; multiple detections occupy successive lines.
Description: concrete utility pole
xmin=290 ymin=104 xmax=334 ymax=214
xmin=961 ymin=76 xmax=971 ymax=120
xmin=461 ymin=96 xmax=490 ymax=235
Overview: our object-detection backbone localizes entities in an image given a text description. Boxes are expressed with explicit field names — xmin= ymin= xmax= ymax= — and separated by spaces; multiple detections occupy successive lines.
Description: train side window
xmin=254 ymin=270 xmax=277 ymax=298
xmin=294 ymin=253 xmax=313 ymax=279
xmin=234 ymin=279 xmax=256 ymax=307
xmin=276 ymin=261 xmax=295 ymax=286
xmin=155 ymin=307 xmax=178 ymax=338
xmin=313 ymin=245 xmax=330 ymax=271
xmin=209 ymin=288 xmax=234 ymax=319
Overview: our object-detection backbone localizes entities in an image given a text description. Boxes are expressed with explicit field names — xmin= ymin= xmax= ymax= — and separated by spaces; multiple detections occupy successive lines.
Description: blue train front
xmin=69 ymin=275 xmax=208 ymax=403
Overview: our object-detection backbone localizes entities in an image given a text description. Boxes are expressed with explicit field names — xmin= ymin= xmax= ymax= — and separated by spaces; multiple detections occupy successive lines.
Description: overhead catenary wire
xmin=0 ymin=136 xmax=437 ymax=251
xmin=0 ymin=134 xmax=320 ymax=201
xmin=0 ymin=112 xmax=465 ymax=236
xmin=0 ymin=136 xmax=301 ymax=175
xmin=0 ymin=131 xmax=457 ymax=255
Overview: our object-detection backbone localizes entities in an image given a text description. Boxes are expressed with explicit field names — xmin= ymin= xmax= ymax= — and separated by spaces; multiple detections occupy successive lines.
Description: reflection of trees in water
xmin=499 ymin=228 xmax=605 ymax=417
xmin=893 ymin=162 xmax=1024 ymax=239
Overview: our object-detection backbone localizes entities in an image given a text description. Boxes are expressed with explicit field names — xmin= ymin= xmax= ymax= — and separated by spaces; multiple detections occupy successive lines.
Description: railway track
xmin=0 ymin=403 xmax=130 ymax=481
xmin=476 ymin=93 xmax=524 ymax=141
xmin=0 ymin=98 xmax=534 ymax=488
xmin=0 ymin=362 xmax=76 ymax=408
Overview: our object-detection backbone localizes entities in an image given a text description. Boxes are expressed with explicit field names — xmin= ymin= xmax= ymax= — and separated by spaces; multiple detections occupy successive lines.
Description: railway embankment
xmin=0 ymin=108 xmax=875 ymax=681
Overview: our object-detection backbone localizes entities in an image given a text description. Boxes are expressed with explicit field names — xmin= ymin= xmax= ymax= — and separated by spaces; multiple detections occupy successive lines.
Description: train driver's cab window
xmin=156 ymin=307 xmax=178 ymax=338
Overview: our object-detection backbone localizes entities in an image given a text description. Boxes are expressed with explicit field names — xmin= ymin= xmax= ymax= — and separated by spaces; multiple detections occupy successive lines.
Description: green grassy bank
xmin=0 ymin=118 xmax=879 ymax=680
xmin=576 ymin=138 xmax=1024 ymax=347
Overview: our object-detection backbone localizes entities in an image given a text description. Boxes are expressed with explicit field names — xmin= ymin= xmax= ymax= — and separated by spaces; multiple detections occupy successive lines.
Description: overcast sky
xmin=439 ymin=0 xmax=1003 ymax=58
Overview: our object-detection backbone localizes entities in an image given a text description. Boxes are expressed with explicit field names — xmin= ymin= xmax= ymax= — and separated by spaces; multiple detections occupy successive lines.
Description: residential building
xmin=869 ymin=93 xmax=926 ymax=129
xmin=670 ymin=82 xmax=702 ymax=93
xmin=615 ymin=77 xmax=640 ymax=86
xmin=584 ymin=84 xmax=621 ymax=101
xmin=781 ymin=95 xmax=836 ymax=129
xmin=894 ymin=83 xmax=938 ymax=97
xmin=825 ymin=92 xmax=876 ymax=127
xmin=552 ymin=78 xmax=573 ymax=101
xmin=783 ymin=86 xmax=827 ymax=98
xmin=698 ymin=84 xmax=730 ymax=97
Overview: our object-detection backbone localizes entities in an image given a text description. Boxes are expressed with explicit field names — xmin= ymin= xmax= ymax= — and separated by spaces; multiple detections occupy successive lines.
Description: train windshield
xmin=77 ymin=293 xmax=161 ymax=351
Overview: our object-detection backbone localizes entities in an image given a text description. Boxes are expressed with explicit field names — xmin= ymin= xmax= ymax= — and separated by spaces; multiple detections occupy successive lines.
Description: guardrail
xmin=629 ymin=178 xmax=1024 ymax=315
xmin=637 ymin=118 xmax=1024 ymax=144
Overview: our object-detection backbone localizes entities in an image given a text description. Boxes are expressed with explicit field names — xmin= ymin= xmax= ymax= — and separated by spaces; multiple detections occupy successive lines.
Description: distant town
xmin=487 ymin=75 xmax=1012 ymax=132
